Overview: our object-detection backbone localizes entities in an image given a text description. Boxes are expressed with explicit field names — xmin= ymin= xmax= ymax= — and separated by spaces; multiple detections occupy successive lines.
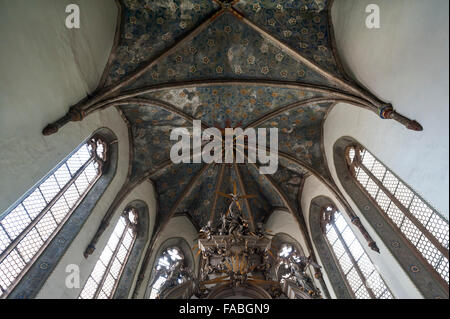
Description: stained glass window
xmin=79 ymin=208 xmax=137 ymax=299
xmin=0 ymin=137 xmax=107 ymax=297
xmin=346 ymin=146 xmax=449 ymax=284
xmin=322 ymin=205 xmax=394 ymax=299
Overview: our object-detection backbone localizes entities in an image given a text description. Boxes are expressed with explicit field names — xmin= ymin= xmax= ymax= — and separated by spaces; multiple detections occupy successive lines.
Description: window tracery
xmin=346 ymin=146 xmax=449 ymax=284
xmin=275 ymin=244 xmax=321 ymax=297
xmin=79 ymin=208 xmax=138 ymax=299
xmin=0 ymin=137 xmax=107 ymax=297
xmin=149 ymin=247 xmax=191 ymax=299
xmin=322 ymin=205 xmax=394 ymax=299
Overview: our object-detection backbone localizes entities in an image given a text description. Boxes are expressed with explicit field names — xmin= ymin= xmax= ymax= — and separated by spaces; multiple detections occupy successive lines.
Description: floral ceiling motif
xmin=234 ymin=0 xmax=342 ymax=78
xmin=121 ymin=11 xmax=336 ymax=89
xmin=45 ymin=0 xmax=403 ymax=233
xmin=106 ymin=0 xmax=221 ymax=85
xmin=110 ymin=0 xmax=348 ymax=230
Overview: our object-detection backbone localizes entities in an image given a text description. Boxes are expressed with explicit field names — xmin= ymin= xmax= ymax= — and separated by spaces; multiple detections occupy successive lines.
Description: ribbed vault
xmin=42 ymin=0 xmax=423 ymax=261
xmin=108 ymin=0 xmax=380 ymax=233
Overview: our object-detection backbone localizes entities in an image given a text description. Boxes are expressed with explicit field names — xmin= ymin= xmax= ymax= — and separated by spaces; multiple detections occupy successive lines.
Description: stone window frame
xmin=345 ymin=144 xmax=448 ymax=285
xmin=320 ymin=203 xmax=394 ymax=299
xmin=4 ymin=128 xmax=119 ymax=299
xmin=79 ymin=208 xmax=138 ymax=299
xmin=333 ymin=136 xmax=449 ymax=298
xmin=144 ymin=237 xmax=195 ymax=299
xmin=309 ymin=196 xmax=353 ymax=299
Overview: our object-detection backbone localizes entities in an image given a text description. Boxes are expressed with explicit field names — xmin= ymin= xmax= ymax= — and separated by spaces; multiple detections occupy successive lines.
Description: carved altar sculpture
xmin=173 ymin=182 xmax=322 ymax=298
xmin=150 ymin=180 xmax=322 ymax=299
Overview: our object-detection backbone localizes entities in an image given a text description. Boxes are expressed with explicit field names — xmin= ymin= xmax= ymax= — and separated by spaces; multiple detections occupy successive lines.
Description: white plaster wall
xmin=0 ymin=0 xmax=154 ymax=298
xmin=0 ymin=0 xmax=118 ymax=213
xmin=301 ymin=175 xmax=423 ymax=298
xmin=265 ymin=209 xmax=309 ymax=255
xmin=37 ymin=180 xmax=157 ymax=299
xmin=136 ymin=215 xmax=199 ymax=298
xmin=264 ymin=209 xmax=330 ymax=297
xmin=328 ymin=0 xmax=449 ymax=218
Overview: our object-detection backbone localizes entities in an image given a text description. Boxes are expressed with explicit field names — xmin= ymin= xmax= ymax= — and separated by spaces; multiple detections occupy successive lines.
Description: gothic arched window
xmin=278 ymin=244 xmax=300 ymax=281
xmin=149 ymin=247 xmax=186 ymax=299
xmin=276 ymin=243 xmax=322 ymax=298
xmin=277 ymin=244 xmax=308 ymax=280
xmin=79 ymin=208 xmax=138 ymax=299
xmin=346 ymin=145 xmax=449 ymax=284
xmin=279 ymin=244 xmax=296 ymax=258
xmin=0 ymin=136 xmax=107 ymax=297
xmin=322 ymin=205 xmax=393 ymax=299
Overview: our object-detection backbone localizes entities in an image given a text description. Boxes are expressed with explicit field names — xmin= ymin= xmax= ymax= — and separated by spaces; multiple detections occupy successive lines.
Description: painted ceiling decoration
xmin=42 ymin=0 xmax=423 ymax=272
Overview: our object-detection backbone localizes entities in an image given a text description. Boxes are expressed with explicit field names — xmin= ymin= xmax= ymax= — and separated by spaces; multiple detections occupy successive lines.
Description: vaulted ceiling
xmin=44 ymin=0 xmax=414 ymax=242
xmin=115 ymin=0 xmax=341 ymax=230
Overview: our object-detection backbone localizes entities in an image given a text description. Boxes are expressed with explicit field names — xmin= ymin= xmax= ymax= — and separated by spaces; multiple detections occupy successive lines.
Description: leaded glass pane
xmin=78 ymin=210 xmax=136 ymax=299
xmin=354 ymin=285 xmax=371 ymax=299
xmin=22 ymin=189 xmax=46 ymax=219
xmin=0 ymin=138 xmax=104 ymax=296
xmin=1 ymin=204 xmax=31 ymax=238
xmin=324 ymin=209 xmax=393 ymax=299
xmin=349 ymin=146 xmax=449 ymax=283
xmin=338 ymin=252 xmax=353 ymax=274
xmin=150 ymin=247 xmax=186 ymax=299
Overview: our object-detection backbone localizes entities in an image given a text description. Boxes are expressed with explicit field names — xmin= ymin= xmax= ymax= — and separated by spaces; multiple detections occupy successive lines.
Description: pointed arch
xmin=2 ymin=128 xmax=119 ymax=299
xmin=113 ymin=200 xmax=150 ymax=298
xmin=309 ymin=196 xmax=353 ymax=299
xmin=309 ymin=196 xmax=393 ymax=299
xmin=78 ymin=204 xmax=142 ymax=299
xmin=333 ymin=136 xmax=449 ymax=298
xmin=144 ymin=237 xmax=195 ymax=299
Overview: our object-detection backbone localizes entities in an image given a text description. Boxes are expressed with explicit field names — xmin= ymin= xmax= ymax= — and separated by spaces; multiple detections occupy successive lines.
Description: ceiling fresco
xmin=105 ymin=0 xmax=221 ymax=86
xmin=111 ymin=0 xmax=350 ymax=230
xmin=233 ymin=0 xmax=342 ymax=78
xmin=44 ymin=0 xmax=405 ymax=235
xmin=121 ymin=10 xmax=337 ymax=89
xmin=143 ymin=86 xmax=323 ymax=128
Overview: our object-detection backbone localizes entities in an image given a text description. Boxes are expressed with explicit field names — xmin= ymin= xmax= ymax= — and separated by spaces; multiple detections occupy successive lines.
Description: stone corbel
xmin=379 ymin=105 xmax=423 ymax=131
xmin=83 ymin=219 xmax=110 ymax=258
xmin=351 ymin=216 xmax=380 ymax=253
xmin=42 ymin=104 xmax=87 ymax=135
